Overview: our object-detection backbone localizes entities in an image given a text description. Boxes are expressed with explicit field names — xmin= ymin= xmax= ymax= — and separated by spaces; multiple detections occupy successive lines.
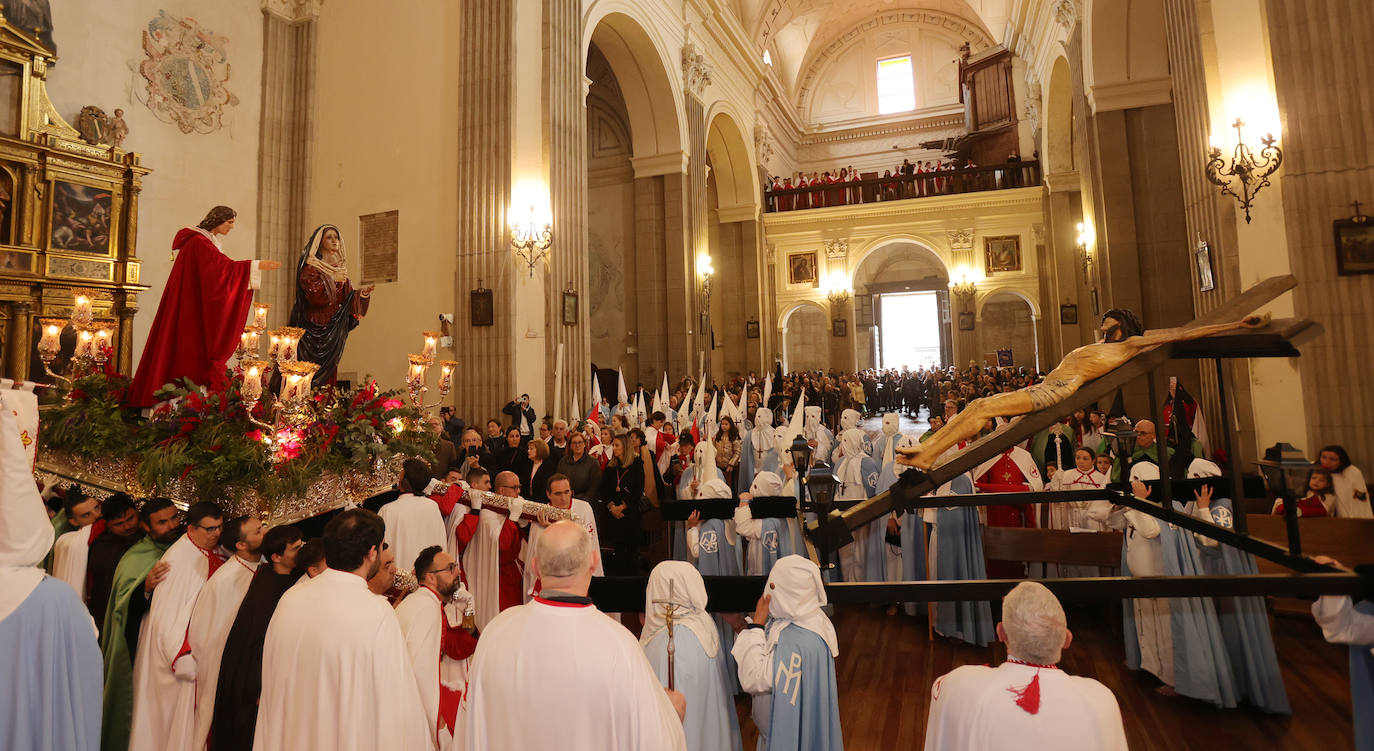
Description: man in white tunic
xmin=128 ymin=501 xmax=227 ymax=751
xmin=523 ymin=473 xmax=601 ymax=599
xmin=396 ymin=545 xmax=478 ymax=750
xmin=50 ymin=491 xmax=101 ymax=600
xmin=924 ymin=582 xmax=1128 ymax=751
xmin=174 ymin=515 xmax=265 ymax=751
xmin=458 ymin=521 xmax=687 ymax=750
xmin=379 ymin=458 xmax=449 ymax=575
xmin=254 ymin=508 xmax=431 ymax=751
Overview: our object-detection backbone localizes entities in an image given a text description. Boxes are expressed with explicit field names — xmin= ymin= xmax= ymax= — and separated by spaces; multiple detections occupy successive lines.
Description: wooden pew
xmin=982 ymin=527 xmax=1124 ymax=569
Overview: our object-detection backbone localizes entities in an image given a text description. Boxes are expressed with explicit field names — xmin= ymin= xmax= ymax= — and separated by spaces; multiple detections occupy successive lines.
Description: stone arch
xmin=705 ymin=106 xmax=759 ymax=216
xmin=849 ymin=234 xmax=951 ymax=285
xmin=779 ymin=300 xmax=830 ymax=372
xmin=975 ymin=287 xmax=1041 ymax=370
xmin=583 ymin=7 xmax=687 ymax=162
xmin=975 ymin=286 xmax=1041 ymax=321
xmin=1044 ymin=55 xmax=1075 ymax=174
xmin=1082 ymin=0 xmax=1171 ymax=112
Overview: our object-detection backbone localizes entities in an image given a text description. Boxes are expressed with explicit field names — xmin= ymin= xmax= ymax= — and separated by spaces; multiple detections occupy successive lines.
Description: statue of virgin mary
xmin=288 ymin=224 xmax=373 ymax=385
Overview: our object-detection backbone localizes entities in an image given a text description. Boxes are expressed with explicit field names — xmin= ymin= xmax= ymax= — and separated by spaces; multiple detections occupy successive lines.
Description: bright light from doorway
xmin=880 ymin=291 xmax=942 ymax=369
xmin=877 ymin=56 xmax=916 ymax=115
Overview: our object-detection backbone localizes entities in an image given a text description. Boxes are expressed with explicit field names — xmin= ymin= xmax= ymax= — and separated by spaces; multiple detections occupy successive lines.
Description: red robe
xmin=453 ymin=513 xmax=525 ymax=614
xmin=976 ymin=450 xmax=1036 ymax=578
xmin=128 ymin=228 xmax=257 ymax=407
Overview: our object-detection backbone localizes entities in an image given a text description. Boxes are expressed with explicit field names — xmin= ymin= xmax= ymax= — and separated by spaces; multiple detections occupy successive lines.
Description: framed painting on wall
xmin=561 ymin=289 xmax=578 ymax=325
xmin=787 ymin=250 xmax=819 ymax=286
xmin=49 ymin=180 xmax=113 ymax=254
xmin=746 ymin=319 xmax=760 ymax=339
xmin=470 ymin=286 xmax=494 ymax=326
xmin=1334 ymin=215 xmax=1374 ymax=276
xmin=1195 ymin=240 xmax=1216 ymax=290
xmin=984 ymin=235 xmax=1022 ymax=273
xmin=831 ymin=318 xmax=847 ymax=337
xmin=958 ymin=311 xmax=975 ymax=331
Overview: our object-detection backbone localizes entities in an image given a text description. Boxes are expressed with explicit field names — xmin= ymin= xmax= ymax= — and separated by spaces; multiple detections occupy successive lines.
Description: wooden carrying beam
xmin=809 ymin=274 xmax=1310 ymax=552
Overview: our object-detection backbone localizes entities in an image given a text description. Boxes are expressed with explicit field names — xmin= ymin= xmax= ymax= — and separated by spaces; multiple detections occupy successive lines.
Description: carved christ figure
xmin=896 ymin=308 xmax=1270 ymax=470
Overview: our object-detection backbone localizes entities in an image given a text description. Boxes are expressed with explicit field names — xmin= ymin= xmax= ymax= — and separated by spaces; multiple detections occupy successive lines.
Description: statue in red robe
xmin=287 ymin=225 xmax=372 ymax=385
xmin=127 ymin=207 xmax=280 ymax=407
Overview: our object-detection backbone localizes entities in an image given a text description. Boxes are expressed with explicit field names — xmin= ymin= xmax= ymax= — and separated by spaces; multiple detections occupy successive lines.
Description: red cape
xmin=127 ymin=228 xmax=256 ymax=407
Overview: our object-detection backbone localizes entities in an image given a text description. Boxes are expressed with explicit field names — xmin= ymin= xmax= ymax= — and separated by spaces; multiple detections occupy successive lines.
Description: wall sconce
xmin=697 ymin=252 xmax=715 ymax=298
xmin=1206 ymin=118 xmax=1282 ymax=224
xmin=1075 ymin=221 xmax=1094 ymax=276
xmin=509 ymin=204 xmax=552 ymax=277
xmin=948 ymin=268 xmax=978 ymax=300
xmin=825 ymin=270 xmax=851 ymax=306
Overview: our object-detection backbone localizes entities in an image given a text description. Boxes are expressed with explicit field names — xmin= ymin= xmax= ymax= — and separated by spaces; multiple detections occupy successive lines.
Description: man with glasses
xmin=129 ymin=501 xmax=226 ymax=751
xmin=397 ymin=546 xmax=478 ymax=749
xmin=452 ymin=470 xmax=528 ymax=629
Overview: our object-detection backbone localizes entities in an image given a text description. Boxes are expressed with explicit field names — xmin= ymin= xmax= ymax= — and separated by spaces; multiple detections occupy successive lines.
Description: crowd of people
xmin=764 ymin=152 xmax=1030 ymax=212
xmin=7 ymin=352 xmax=1373 ymax=750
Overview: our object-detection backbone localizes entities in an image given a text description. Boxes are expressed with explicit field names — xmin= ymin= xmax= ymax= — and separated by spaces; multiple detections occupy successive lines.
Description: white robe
xmin=254 ymin=568 xmax=432 ymax=751
xmin=177 ymin=555 xmax=260 ymax=751
xmin=397 ymin=587 xmax=470 ymax=750
xmin=455 ymin=508 xmax=524 ymax=631
xmin=1332 ymin=465 xmax=1372 ymax=518
xmin=128 ymin=535 xmax=216 ymax=751
xmin=522 ymin=498 xmax=602 ymax=600
xmin=51 ymin=524 xmax=93 ymax=600
xmin=457 ymin=598 xmax=686 ymax=751
xmin=380 ymin=493 xmax=448 ymax=575
xmin=923 ymin=662 xmax=1128 ymax=751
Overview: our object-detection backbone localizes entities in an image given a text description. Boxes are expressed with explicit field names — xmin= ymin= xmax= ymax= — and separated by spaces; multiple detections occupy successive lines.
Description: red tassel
xmin=1008 ymin=670 xmax=1042 ymax=714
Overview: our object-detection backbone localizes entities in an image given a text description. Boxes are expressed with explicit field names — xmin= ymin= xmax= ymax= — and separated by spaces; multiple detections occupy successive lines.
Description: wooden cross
xmin=1351 ymin=201 xmax=1366 ymax=221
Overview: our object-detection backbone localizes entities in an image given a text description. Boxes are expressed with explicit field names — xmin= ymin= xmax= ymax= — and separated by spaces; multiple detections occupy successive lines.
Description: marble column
xmin=684 ymin=94 xmax=709 ymax=380
xmin=6 ymin=302 xmax=29 ymax=381
xmin=256 ymin=1 xmax=320 ymax=325
xmin=634 ymin=175 xmax=669 ymax=380
xmin=455 ymin=0 xmax=515 ymax=420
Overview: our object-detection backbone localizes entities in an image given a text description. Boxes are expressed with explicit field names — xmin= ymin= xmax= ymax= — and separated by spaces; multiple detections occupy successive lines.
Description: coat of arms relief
xmin=137 ymin=10 xmax=239 ymax=135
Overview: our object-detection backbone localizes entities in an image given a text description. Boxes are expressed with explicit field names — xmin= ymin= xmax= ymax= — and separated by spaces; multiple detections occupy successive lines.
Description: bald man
xmin=459 ymin=522 xmax=687 ymax=750
xmin=452 ymin=470 xmax=528 ymax=629
xmin=1111 ymin=420 xmax=1176 ymax=483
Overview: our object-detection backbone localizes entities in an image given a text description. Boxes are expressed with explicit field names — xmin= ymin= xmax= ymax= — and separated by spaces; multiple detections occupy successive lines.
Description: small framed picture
xmin=984 ymin=235 xmax=1022 ymax=273
xmin=787 ymin=250 xmax=819 ymax=287
xmin=745 ymin=319 xmax=761 ymax=339
xmin=1195 ymin=240 xmax=1216 ymax=291
xmin=1059 ymin=303 xmax=1078 ymax=325
xmin=832 ymin=319 xmax=847 ymax=337
xmin=470 ymin=286 xmax=494 ymax=326
xmin=958 ymin=311 xmax=975 ymax=331
xmin=1334 ymin=215 xmax=1374 ymax=276
xmin=561 ymin=289 xmax=578 ymax=325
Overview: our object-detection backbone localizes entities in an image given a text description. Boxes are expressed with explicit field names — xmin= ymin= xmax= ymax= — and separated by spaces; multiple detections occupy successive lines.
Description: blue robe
xmin=932 ymin=476 xmax=995 ymax=646
xmin=1121 ymin=501 xmax=1239 ymax=708
xmin=877 ymin=463 xmax=928 ymax=617
xmin=673 ymin=465 xmax=726 ymax=560
xmin=644 ymin=627 xmax=743 ymax=751
xmin=756 ymin=625 xmax=843 ymax=751
xmin=691 ymin=517 xmax=743 ymax=693
xmin=1353 ymin=601 xmax=1374 ymax=751
xmin=1194 ymin=499 xmax=1290 ymax=713
xmin=838 ymin=456 xmax=884 ymax=583
xmin=737 ymin=434 xmax=782 ymax=496
xmin=0 ymin=576 xmax=102 ymax=751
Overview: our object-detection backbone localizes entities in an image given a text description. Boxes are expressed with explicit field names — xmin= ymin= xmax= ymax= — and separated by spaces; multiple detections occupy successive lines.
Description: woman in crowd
xmin=599 ymin=434 xmax=646 ymax=575
xmin=492 ymin=427 xmax=524 ymax=475
xmin=556 ymin=431 xmax=601 ymax=503
xmin=1318 ymin=444 xmax=1370 ymax=518
xmin=520 ymin=438 xmax=555 ymax=502
xmin=714 ymin=416 xmax=742 ymax=490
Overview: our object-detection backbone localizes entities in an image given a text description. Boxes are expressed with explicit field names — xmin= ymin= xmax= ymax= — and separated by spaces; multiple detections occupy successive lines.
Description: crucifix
xmin=1351 ymin=200 xmax=1367 ymax=223
xmin=652 ymin=581 xmax=681 ymax=690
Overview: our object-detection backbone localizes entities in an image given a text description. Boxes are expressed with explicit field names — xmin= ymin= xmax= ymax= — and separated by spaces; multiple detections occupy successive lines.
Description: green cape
xmin=99 ymin=535 xmax=171 ymax=751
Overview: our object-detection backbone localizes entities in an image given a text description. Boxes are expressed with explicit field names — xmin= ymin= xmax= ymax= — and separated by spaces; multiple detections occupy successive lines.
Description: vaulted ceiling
xmin=730 ymin=0 xmax=1010 ymax=96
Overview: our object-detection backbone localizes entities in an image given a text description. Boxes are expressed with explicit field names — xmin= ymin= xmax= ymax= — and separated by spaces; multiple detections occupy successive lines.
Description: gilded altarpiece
xmin=0 ymin=17 xmax=149 ymax=382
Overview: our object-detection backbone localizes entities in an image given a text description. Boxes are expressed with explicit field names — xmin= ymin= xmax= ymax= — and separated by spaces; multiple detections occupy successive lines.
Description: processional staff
xmin=653 ymin=581 xmax=680 ymax=690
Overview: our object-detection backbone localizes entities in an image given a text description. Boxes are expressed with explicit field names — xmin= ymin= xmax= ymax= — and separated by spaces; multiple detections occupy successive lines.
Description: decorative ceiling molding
xmin=824 ymin=238 xmax=849 ymax=259
xmin=261 ymin=0 xmax=323 ymax=23
xmin=762 ymin=190 xmax=1044 ymax=228
xmin=796 ymin=10 xmax=995 ymax=107
xmin=1086 ymin=77 xmax=1173 ymax=114
xmin=1053 ymin=0 xmax=1077 ymax=31
xmin=946 ymin=228 xmax=975 ymax=251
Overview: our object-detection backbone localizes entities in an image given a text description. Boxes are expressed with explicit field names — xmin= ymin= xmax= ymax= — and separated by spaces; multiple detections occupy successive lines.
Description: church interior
xmin=2 ymin=0 xmax=1373 ymax=749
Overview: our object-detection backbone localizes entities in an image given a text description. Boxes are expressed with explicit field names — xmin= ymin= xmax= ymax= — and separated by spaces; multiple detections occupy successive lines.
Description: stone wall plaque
xmin=359 ymin=210 xmax=399 ymax=286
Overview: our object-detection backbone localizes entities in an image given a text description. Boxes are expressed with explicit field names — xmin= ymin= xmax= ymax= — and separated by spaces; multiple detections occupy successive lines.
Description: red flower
xmin=247 ymin=429 xmax=264 ymax=443
xmin=382 ymin=398 xmax=404 ymax=411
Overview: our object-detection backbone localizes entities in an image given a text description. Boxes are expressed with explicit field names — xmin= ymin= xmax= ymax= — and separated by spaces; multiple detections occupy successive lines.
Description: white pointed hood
xmin=0 ymin=390 xmax=51 ymax=622
xmin=764 ymin=555 xmax=839 ymax=657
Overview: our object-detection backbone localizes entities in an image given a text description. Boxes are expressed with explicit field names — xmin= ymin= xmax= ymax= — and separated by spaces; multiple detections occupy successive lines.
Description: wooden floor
xmin=732 ymin=604 xmax=1354 ymax=750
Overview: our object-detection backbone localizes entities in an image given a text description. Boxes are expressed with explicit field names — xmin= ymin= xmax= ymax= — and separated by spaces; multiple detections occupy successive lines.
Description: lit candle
xmin=92 ymin=325 xmax=114 ymax=364
xmin=438 ymin=360 xmax=458 ymax=396
xmin=276 ymin=361 xmax=318 ymax=405
xmin=421 ymin=331 xmax=440 ymax=362
xmin=278 ymin=327 xmax=304 ymax=363
xmin=37 ymin=319 xmax=65 ymax=361
xmin=76 ymin=330 xmax=94 ymax=360
xmin=72 ymin=294 xmax=93 ymax=328
xmin=240 ymin=326 xmax=262 ymax=358
xmin=240 ymin=358 xmax=267 ymax=405
xmin=267 ymin=332 xmax=282 ymax=361
xmin=253 ymin=302 xmax=271 ymax=329
xmin=407 ymin=354 xmax=430 ymax=389
xmin=285 ymin=373 xmax=303 ymax=404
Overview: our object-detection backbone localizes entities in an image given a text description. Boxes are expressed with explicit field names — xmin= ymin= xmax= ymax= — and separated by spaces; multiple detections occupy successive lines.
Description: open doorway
xmin=877 ymin=290 xmax=946 ymax=369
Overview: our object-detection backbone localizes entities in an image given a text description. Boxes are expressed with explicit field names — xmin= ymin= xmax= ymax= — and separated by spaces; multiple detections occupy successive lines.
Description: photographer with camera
xmin=503 ymin=394 xmax=538 ymax=437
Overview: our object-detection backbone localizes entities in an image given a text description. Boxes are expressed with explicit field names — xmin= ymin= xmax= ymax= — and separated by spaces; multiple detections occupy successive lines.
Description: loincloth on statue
xmin=1025 ymin=376 xmax=1082 ymax=411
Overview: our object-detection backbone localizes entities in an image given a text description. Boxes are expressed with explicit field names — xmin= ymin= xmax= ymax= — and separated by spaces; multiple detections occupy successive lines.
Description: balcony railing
xmin=763 ymin=160 xmax=1041 ymax=213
